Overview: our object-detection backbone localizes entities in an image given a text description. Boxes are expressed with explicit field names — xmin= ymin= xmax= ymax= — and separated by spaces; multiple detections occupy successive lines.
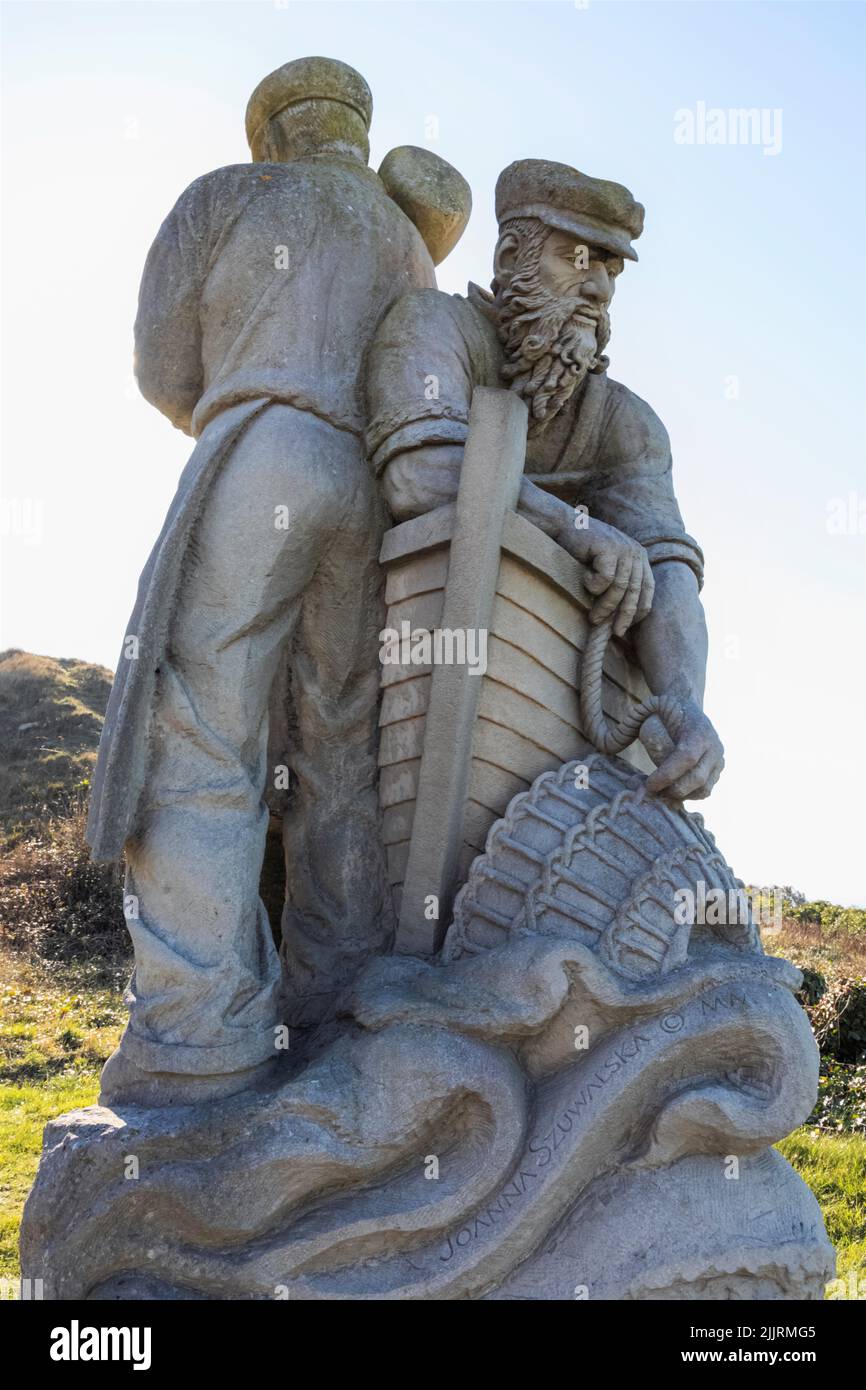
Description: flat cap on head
xmin=495 ymin=158 xmax=644 ymax=261
xmin=245 ymin=56 xmax=373 ymax=153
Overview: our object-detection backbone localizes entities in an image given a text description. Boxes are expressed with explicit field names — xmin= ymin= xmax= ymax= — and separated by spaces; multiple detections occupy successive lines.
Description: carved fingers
xmin=615 ymin=547 xmax=655 ymax=636
xmin=645 ymin=701 xmax=725 ymax=801
xmin=581 ymin=525 xmax=654 ymax=634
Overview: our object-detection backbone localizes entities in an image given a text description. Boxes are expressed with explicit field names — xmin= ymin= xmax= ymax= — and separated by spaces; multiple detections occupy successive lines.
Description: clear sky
xmin=1 ymin=0 xmax=864 ymax=904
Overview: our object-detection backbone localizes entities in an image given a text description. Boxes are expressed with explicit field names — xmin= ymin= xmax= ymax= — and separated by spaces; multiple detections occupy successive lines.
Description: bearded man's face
xmin=494 ymin=223 xmax=622 ymax=435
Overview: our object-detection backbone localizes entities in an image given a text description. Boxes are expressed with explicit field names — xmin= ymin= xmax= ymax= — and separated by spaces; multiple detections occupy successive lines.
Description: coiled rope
xmin=579 ymin=616 xmax=685 ymax=756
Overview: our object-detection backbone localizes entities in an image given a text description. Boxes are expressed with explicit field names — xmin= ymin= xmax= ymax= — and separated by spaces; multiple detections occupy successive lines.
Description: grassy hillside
xmin=0 ymin=649 xmax=112 ymax=843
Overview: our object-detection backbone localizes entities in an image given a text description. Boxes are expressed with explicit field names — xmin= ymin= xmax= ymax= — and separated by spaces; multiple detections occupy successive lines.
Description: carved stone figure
xmin=85 ymin=58 xmax=471 ymax=1107
xmin=368 ymin=160 xmax=724 ymax=814
xmin=20 ymin=87 xmax=834 ymax=1302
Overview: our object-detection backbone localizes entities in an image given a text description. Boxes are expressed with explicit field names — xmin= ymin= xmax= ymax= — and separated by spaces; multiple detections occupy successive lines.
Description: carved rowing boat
xmin=377 ymin=387 xmax=654 ymax=955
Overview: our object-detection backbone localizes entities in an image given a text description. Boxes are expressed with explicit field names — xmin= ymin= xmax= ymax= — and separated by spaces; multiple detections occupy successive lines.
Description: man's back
xmin=135 ymin=156 xmax=435 ymax=439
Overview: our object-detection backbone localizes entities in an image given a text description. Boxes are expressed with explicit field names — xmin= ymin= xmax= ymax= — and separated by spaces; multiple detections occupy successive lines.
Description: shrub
xmin=797 ymin=966 xmax=828 ymax=1007
xmin=807 ymin=976 xmax=866 ymax=1064
xmin=789 ymin=900 xmax=866 ymax=936
xmin=809 ymin=1060 xmax=866 ymax=1135
xmin=0 ymin=804 xmax=128 ymax=970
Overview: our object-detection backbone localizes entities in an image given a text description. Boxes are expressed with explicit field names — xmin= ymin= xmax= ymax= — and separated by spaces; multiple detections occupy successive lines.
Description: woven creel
xmin=444 ymin=753 xmax=759 ymax=979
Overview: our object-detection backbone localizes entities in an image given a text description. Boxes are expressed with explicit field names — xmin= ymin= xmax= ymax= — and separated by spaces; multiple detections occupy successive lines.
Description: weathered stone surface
xmin=486 ymin=1151 xmax=832 ymax=1301
xmin=378 ymin=145 xmax=472 ymax=265
xmin=20 ymin=80 xmax=833 ymax=1300
xmin=84 ymin=57 xmax=472 ymax=1103
xmin=21 ymin=757 xmax=833 ymax=1299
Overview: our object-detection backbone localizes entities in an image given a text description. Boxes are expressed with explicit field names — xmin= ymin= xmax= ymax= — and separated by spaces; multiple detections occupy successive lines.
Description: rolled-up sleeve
xmin=365 ymin=289 xmax=475 ymax=474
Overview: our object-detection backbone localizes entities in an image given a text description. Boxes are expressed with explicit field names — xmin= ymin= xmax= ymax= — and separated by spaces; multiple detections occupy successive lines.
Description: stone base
xmin=21 ymin=945 xmax=835 ymax=1300
xmin=21 ymin=762 xmax=836 ymax=1301
xmin=486 ymin=1150 xmax=832 ymax=1300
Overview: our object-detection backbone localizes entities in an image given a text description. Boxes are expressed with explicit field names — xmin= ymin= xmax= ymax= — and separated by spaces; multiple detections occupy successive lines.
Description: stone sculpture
xmin=20 ymin=63 xmax=834 ymax=1301
xmin=85 ymin=56 xmax=471 ymax=1106
xmin=370 ymin=163 xmax=723 ymax=952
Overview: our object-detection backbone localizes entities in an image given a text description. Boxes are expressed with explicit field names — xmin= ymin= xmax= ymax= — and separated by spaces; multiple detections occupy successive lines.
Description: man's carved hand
xmin=560 ymin=519 xmax=654 ymax=636
xmin=643 ymin=699 xmax=725 ymax=801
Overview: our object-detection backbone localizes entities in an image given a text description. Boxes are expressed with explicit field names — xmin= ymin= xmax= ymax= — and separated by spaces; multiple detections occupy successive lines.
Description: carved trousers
xmin=119 ymin=404 xmax=392 ymax=1076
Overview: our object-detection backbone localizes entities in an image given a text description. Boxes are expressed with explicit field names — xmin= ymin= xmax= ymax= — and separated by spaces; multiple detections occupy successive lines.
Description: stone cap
xmin=495 ymin=158 xmax=644 ymax=261
xmin=245 ymin=56 xmax=373 ymax=152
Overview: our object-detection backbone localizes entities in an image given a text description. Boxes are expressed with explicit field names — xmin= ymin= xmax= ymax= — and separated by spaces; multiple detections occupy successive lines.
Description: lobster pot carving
xmin=444 ymin=753 xmax=760 ymax=975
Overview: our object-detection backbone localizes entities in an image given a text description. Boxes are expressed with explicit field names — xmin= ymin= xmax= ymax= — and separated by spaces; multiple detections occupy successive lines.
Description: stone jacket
xmin=366 ymin=283 xmax=703 ymax=583
xmin=135 ymin=155 xmax=434 ymax=439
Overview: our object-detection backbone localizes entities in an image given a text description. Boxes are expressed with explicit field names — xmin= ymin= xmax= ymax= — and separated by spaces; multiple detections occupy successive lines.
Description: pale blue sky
xmin=1 ymin=0 xmax=864 ymax=903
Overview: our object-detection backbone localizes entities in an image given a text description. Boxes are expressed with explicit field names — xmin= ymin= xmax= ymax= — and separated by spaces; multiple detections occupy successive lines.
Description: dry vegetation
xmin=0 ymin=805 xmax=127 ymax=969
xmin=0 ymin=649 xmax=112 ymax=843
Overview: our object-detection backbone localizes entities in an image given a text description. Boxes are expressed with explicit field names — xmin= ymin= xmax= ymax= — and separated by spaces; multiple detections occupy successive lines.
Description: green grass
xmin=1 ymin=1074 xmax=105 ymax=1277
xmin=0 ymin=951 xmax=125 ymax=1278
xmin=777 ymin=1129 xmax=866 ymax=1291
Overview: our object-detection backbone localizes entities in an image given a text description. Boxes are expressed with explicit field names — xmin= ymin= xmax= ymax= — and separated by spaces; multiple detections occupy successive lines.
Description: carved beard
xmin=497 ymin=276 xmax=611 ymax=436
